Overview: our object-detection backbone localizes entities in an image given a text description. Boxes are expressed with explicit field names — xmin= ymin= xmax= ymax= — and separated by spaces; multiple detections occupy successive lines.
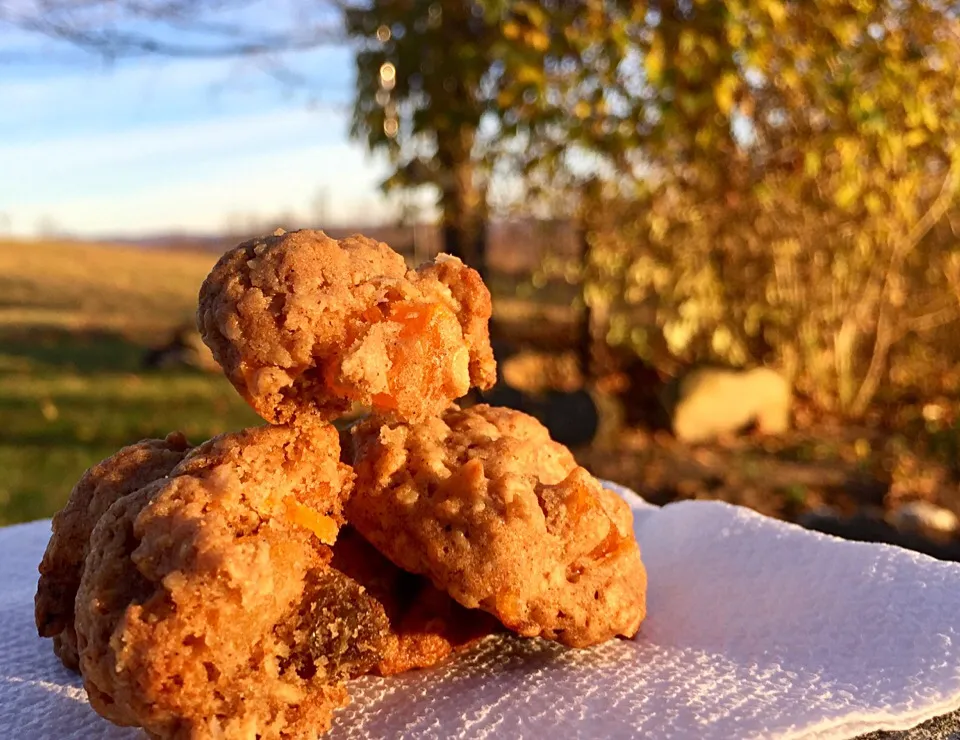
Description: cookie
xmin=197 ymin=229 xmax=496 ymax=425
xmin=35 ymin=432 xmax=193 ymax=670
xmin=346 ymin=405 xmax=647 ymax=648
xmin=73 ymin=423 xmax=369 ymax=739
xmin=331 ymin=527 xmax=498 ymax=675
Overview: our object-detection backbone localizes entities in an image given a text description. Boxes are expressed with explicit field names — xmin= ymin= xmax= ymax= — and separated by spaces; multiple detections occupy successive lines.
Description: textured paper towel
xmin=2 ymin=483 xmax=960 ymax=739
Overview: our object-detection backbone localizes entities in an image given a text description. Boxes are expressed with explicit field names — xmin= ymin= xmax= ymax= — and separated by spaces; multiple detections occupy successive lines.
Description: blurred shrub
xmin=486 ymin=0 xmax=960 ymax=416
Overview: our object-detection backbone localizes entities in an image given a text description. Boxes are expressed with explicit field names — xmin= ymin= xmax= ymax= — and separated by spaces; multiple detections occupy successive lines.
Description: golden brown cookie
xmin=197 ymin=229 xmax=496 ymax=425
xmin=331 ymin=527 xmax=498 ymax=676
xmin=347 ymin=405 xmax=648 ymax=648
xmin=73 ymin=423 xmax=370 ymax=740
xmin=35 ymin=432 xmax=193 ymax=671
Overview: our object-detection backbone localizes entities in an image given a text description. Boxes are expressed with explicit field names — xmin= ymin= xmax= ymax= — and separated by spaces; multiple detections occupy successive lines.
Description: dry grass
xmin=0 ymin=239 xmax=219 ymax=336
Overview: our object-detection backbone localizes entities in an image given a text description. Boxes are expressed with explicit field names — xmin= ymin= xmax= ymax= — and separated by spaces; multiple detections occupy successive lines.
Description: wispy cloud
xmin=0 ymin=47 xmax=352 ymax=134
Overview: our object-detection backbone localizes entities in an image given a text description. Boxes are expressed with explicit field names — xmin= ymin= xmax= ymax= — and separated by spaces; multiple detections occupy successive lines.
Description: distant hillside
xmin=0 ymin=238 xmax=217 ymax=336
xmin=97 ymin=218 xmax=582 ymax=274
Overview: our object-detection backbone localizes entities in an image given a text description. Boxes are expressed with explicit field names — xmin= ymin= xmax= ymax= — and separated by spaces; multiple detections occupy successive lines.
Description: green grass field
xmin=0 ymin=240 xmax=261 ymax=525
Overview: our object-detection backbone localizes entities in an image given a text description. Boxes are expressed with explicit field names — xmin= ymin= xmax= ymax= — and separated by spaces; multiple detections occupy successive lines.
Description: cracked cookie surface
xmin=73 ymin=423 xmax=370 ymax=740
xmin=197 ymin=229 xmax=496 ymax=425
xmin=347 ymin=405 xmax=648 ymax=648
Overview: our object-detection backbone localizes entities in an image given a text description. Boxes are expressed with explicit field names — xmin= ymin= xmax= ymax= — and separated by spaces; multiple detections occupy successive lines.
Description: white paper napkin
xmin=2 ymin=483 xmax=960 ymax=739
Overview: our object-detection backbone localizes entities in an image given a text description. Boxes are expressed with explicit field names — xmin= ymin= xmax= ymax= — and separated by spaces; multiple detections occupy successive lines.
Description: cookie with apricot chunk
xmin=347 ymin=405 xmax=648 ymax=648
xmin=197 ymin=229 xmax=496 ymax=425
xmin=73 ymin=423 xmax=375 ymax=740
xmin=35 ymin=432 xmax=193 ymax=671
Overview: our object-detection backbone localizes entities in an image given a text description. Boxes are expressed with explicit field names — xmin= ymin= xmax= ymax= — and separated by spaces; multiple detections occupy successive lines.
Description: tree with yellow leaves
xmin=486 ymin=0 xmax=960 ymax=414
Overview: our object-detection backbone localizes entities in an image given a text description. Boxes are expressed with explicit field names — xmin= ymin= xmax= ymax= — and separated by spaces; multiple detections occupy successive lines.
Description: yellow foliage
xmin=526 ymin=29 xmax=549 ymax=52
xmin=714 ymin=72 xmax=739 ymax=115
xmin=759 ymin=0 xmax=788 ymax=26
xmin=645 ymin=39 xmax=665 ymax=83
xmin=834 ymin=181 xmax=861 ymax=210
xmin=905 ymin=129 xmax=928 ymax=148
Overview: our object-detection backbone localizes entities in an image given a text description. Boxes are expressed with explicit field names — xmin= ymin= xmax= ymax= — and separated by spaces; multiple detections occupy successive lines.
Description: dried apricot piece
xmin=285 ymin=498 xmax=340 ymax=545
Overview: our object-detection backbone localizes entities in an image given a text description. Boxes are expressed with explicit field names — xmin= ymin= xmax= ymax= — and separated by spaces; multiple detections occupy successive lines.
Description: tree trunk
xmin=438 ymin=133 xmax=488 ymax=280
xmin=440 ymin=206 xmax=487 ymax=280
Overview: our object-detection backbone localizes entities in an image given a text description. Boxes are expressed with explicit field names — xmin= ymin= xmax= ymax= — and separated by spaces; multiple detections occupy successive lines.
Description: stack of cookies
xmin=34 ymin=230 xmax=647 ymax=740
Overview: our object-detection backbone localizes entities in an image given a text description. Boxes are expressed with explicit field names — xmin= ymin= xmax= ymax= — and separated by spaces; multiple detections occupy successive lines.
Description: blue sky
xmin=0 ymin=23 xmax=394 ymax=238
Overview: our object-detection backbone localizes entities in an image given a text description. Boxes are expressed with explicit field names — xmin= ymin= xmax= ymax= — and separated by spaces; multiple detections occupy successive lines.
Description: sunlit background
xmin=3 ymin=0 xmax=960 ymax=562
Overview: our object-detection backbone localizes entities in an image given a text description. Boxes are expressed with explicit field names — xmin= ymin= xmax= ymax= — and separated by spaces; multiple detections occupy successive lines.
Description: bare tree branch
xmin=899 ymin=303 xmax=960 ymax=337
xmin=849 ymin=158 xmax=960 ymax=416
xmin=1 ymin=1 xmax=346 ymax=59
xmin=15 ymin=21 xmax=341 ymax=57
